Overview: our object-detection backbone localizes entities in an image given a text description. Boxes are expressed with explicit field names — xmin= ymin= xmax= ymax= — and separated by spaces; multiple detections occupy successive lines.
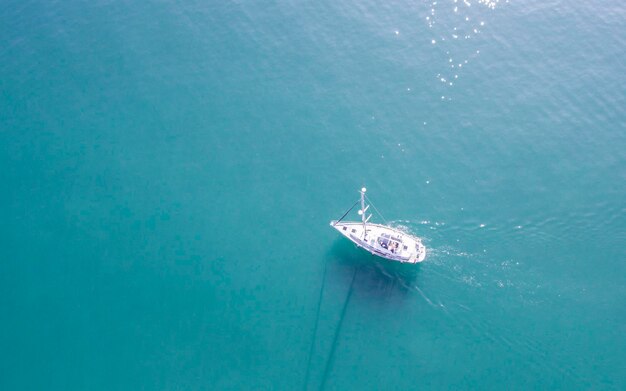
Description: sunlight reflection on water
xmin=426 ymin=0 xmax=510 ymax=100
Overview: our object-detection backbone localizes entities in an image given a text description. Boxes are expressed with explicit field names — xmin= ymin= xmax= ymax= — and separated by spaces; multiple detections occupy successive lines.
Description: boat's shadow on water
xmin=326 ymin=238 xmax=421 ymax=302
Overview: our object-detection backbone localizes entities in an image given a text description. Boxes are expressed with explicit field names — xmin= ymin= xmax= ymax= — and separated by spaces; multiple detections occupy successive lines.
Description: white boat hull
xmin=330 ymin=220 xmax=426 ymax=263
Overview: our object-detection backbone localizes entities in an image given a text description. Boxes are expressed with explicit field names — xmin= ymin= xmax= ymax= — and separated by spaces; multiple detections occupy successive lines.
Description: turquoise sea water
xmin=1 ymin=0 xmax=625 ymax=389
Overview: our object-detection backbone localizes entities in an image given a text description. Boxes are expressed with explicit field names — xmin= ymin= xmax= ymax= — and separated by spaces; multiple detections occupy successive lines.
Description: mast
xmin=359 ymin=187 xmax=371 ymax=239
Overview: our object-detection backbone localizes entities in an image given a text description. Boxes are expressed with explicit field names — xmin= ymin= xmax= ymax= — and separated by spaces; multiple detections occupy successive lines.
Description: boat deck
xmin=330 ymin=220 xmax=426 ymax=263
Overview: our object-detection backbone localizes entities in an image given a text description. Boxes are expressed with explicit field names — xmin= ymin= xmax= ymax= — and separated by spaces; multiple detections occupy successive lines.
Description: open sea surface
xmin=1 ymin=0 xmax=625 ymax=389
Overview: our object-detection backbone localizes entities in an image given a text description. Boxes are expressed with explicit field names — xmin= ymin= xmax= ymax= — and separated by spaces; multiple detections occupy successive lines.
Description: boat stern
xmin=414 ymin=241 xmax=427 ymax=263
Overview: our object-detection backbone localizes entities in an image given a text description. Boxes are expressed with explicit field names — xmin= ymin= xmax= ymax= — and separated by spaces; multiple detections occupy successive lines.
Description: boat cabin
xmin=377 ymin=233 xmax=403 ymax=254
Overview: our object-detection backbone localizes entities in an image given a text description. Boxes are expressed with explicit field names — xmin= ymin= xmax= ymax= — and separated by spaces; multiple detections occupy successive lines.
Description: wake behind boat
xmin=330 ymin=187 xmax=426 ymax=263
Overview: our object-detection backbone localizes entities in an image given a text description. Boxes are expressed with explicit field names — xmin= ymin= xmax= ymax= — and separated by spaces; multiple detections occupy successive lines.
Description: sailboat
xmin=330 ymin=187 xmax=426 ymax=263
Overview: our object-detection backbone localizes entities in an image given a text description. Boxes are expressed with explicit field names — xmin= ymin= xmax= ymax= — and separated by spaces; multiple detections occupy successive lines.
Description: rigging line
xmin=365 ymin=195 xmax=387 ymax=224
xmin=318 ymin=267 xmax=358 ymax=391
xmin=333 ymin=199 xmax=360 ymax=226
xmin=302 ymin=257 xmax=329 ymax=391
